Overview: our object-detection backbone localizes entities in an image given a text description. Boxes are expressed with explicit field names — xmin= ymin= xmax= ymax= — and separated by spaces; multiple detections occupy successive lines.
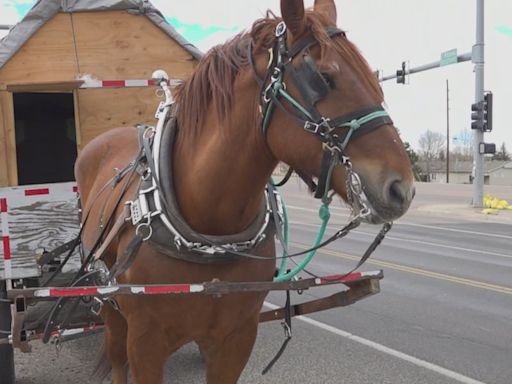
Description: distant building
xmin=419 ymin=160 xmax=512 ymax=185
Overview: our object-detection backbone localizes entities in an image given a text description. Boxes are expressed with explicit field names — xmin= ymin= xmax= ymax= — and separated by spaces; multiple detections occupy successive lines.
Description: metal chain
xmin=342 ymin=157 xmax=371 ymax=220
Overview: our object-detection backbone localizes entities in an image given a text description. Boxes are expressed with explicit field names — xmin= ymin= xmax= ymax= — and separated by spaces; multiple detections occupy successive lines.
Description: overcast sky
xmin=1 ymin=0 xmax=511 ymax=153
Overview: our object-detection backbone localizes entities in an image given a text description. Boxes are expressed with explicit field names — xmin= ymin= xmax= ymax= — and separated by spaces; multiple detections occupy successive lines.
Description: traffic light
xmin=396 ymin=61 xmax=406 ymax=84
xmin=482 ymin=91 xmax=492 ymax=132
xmin=471 ymin=101 xmax=484 ymax=130
xmin=471 ymin=91 xmax=493 ymax=131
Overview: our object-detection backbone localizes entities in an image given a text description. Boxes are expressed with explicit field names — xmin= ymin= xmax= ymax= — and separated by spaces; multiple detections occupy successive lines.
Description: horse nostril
xmin=389 ymin=181 xmax=405 ymax=205
xmin=387 ymin=180 xmax=414 ymax=207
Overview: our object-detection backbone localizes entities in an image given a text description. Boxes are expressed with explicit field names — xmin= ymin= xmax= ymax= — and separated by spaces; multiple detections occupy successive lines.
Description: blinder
xmin=286 ymin=53 xmax=330 ymax=109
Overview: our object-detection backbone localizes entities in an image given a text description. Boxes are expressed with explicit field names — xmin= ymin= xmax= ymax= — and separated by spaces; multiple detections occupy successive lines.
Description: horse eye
xmin=321 ymin=72 xmax=335 ymax=89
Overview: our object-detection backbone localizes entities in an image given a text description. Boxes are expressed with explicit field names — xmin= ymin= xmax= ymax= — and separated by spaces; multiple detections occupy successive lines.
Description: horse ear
xmin=314 ymin=0 xmax=337 ymax=25
xmin=281 ymin=0 xmax=306 ymax=38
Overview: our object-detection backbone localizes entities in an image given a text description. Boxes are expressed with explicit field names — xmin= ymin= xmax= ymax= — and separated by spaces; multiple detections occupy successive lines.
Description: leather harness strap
xmin=93 ymin=205 xmax=131 ymax=261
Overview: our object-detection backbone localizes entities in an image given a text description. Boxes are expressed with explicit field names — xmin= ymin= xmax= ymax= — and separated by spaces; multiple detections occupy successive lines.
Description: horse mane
xmin=174 ymin=10 xmax=383 ymax=141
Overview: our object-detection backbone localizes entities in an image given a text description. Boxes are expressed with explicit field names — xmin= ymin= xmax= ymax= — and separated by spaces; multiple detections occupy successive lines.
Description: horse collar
xmin=128 ymin=116 xmax=282 ymax=263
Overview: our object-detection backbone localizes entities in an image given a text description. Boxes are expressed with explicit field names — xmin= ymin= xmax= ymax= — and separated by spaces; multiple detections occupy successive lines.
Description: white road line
xmin=288 ymin=220 xmax=512 ymax=259
xmin=286 ymin=204 xmax=512 ymax=240
xmin=395 ymin=221 xmax=512 ymax=240
xmin=263 ymin=301 xmax=487 ymax=384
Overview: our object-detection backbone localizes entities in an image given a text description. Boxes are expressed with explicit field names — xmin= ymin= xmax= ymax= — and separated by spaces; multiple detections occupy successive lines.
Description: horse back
xmin=74 ymin=126 xmax=139 ymax=250
xmin=75 ymin=127 xmax=138 ymax=202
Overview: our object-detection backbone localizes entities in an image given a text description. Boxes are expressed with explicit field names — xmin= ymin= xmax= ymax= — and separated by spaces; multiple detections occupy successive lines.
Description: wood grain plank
xmin=78 ymin=87 xmax=162 ymax=146
xmin=0 ymin=92 xmax=17 ymax=186
xmin=0 ymin=200 xmax=81 ymax=277
xmin=0 ymin=14 xmax=78 ymax=90
xmin=6 ymin=81 xmax=83 ymax=92
xmin=72 ymin=11 xmax=196 ymax=80
xmin=0 ymin=91 xmax=9 ymax=187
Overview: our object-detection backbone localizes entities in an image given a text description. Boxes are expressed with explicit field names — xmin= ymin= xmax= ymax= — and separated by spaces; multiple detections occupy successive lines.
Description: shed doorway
xmin=13 ymin=92 xmax=77 ymax=185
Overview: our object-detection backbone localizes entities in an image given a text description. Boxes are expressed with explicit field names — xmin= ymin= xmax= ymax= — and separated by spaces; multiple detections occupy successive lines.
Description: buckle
xmin=322 ymin=142 xmax=342 ymax=154
xmin=304 ymin=118 xmax=332 ymax=135
xmin=304 ymin=121 xmax=320 ymax=134
xmin=128 ymin=200 xmax=143 ymax=225
xmin=275 ymin=21 xmax=286 ymax=37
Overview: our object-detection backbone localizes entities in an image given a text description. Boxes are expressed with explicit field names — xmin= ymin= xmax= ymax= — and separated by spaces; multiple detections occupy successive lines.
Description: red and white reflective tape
xmin=314 ymin=270 xmax=381 ymax=285
xmin=34 ymin=286 xmax=121 ymax=298
xmin=30 ymin=324 xmax=104 ymax=342
xmin=1 ymin=197 xmax=12 ymax=278
xmin=21 ymin=185 xmax=77 ymax=197
xmin=130 ymin=284 xmax=205 ymax=295
xmin=79 ymin=77 xmax=183 ymax=89
xmin=33 ymin=283 xmax=205 ymax=298
xmin=24 ymin=188 xmax=49 ymax=196
xmin=0 ymin=183 xmax=77 ymax=201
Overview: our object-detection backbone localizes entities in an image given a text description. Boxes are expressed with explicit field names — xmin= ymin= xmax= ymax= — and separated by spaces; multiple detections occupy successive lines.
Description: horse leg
xmin=202 ymin=317 xmax=259 ymax=384
xmin=101 ymin=303 xmax=129 ymax=384
xmin=126 ymin=317 xmax=177 ymax=384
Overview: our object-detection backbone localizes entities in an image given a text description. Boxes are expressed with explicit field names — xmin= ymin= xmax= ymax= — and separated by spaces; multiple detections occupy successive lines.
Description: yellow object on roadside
xmin=483 ymin=194 xmax=512 ymax=211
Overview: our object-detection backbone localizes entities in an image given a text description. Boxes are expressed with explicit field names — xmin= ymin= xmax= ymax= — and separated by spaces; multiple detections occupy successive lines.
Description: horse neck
xmin=172 ymin=106 xmax=277 ymax=236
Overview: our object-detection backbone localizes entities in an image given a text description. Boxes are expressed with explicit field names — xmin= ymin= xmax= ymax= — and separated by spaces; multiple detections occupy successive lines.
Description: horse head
xmin=252 ymin=0 xmax=415 ymax=223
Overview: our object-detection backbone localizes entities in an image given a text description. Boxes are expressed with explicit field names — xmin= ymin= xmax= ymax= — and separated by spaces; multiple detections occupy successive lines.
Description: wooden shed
xmin=0 ymin=0 xmax=201 ymax=187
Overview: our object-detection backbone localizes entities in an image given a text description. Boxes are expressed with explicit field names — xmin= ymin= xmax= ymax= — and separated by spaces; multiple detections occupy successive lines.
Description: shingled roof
xmin=0 ymin=0 xmax=203 ymax=69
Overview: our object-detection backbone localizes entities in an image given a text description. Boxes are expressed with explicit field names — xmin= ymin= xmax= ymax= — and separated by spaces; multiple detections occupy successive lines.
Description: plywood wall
xmin=0 ymin=14 xmax=78 ymax=90
xmin=72 ymin=11 xmax=195 ymax=81
xmin=77 ymin=87 xmax=163 ymax=147
xmin=72 ymin=10 xmax=196 ymax=148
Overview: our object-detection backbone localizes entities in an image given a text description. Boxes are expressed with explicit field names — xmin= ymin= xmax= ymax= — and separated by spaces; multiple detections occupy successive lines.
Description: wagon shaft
xmin=259 ymin=278 xmax=381 ymax=323
xmin=6 ymin=270 xmax=383 ymax=300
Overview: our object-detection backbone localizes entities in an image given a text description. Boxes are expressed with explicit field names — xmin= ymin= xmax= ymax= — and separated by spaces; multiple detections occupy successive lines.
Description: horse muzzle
xmin=362 ymin=176 xmax=415 ymax=224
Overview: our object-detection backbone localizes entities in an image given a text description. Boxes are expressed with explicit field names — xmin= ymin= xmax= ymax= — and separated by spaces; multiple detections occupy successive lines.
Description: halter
xmin=248 ymin=21 xmax=393 ymax=209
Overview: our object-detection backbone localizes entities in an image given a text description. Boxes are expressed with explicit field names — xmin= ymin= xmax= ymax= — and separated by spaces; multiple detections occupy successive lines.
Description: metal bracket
xmin=129 ymin=199 xmax=143 ymax=225
xmin=12 ymin=297 xmax=31 ymax=353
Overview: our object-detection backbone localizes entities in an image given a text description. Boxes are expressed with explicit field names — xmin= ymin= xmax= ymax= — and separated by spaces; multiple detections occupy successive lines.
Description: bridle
xmin=248 ymin=21 xmax=393 ymax=218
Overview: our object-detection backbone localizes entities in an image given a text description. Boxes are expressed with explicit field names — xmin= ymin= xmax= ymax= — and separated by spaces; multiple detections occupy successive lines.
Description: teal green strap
xmin=278 ymin=88 xmax=314 ymax=121
xmin=339 ymin=110 xmax=389 ymax=149
xmin=277 ymin=200 xmax=290 ymax=276
xmin=274 ymin=159 xmax=336 ymax=282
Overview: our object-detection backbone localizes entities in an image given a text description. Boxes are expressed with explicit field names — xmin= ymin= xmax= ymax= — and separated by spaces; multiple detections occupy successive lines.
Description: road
xmin=14 ymin=181 xmax=512 ymax=383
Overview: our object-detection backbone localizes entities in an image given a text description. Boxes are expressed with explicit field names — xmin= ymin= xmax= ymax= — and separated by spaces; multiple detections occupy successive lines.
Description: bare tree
xmin=418 ymin=130 xmax=446 ymax=180
xmin=452 ymin=129 xmax=473 ymax=160
xmin=492 ymin=142 xmax=511 ymax=161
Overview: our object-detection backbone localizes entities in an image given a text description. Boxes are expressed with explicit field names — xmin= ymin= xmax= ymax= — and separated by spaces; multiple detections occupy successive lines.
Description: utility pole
xmin=446 ymin=79 xmax=450 ymax=183
xmin=472 ymin=0 xmax=485 ymax=207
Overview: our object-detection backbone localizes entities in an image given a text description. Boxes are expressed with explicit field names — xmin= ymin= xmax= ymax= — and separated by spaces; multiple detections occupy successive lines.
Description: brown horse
xmin=75 ymin=0 xmax=414 ymax=383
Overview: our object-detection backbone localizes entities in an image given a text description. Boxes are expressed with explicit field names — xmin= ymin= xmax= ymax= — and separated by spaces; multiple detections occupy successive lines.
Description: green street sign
xmin=440 ymin=48 xmax=458 ymax=66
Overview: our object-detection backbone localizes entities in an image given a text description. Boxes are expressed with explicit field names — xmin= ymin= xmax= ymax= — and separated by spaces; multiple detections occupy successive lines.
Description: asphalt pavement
xmin=13 ymin=181 xmax=512 ymax=383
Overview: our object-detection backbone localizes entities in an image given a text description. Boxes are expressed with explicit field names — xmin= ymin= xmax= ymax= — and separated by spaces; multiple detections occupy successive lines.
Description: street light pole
xmin=446 ymin=79 xmax=450 ymax=184
xmin=472 ymin=0 xmax=485 ymax=206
